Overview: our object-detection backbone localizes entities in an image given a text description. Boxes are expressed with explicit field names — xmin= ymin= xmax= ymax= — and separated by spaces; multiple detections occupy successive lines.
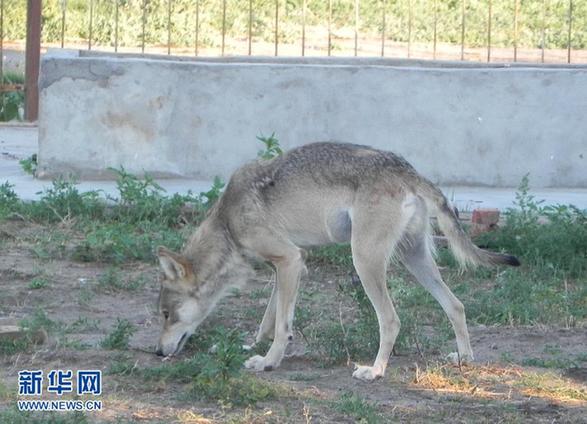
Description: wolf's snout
xmin=155 ymin=348 xmax=164 ymax=357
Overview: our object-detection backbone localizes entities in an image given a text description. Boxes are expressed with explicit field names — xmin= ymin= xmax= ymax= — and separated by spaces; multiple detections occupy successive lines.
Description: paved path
xmin=1 ymin=125 xmax=586 ymax=210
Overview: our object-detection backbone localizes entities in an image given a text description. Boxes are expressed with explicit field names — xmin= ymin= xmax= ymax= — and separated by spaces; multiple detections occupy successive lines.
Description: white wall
xmin=38 ymin=52 xmax=587 ymax=187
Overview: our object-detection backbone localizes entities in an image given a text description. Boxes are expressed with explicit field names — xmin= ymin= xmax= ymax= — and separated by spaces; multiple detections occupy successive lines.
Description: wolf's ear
xmin=157 ymin=246 xmax=192 ymax=281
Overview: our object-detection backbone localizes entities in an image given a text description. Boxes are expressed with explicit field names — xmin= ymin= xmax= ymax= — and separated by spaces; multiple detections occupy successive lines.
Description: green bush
xmin=0 ymin=72 xmax=24 ymax=122
xmin=101 ymin=318 xmax=136 ymax=350
xmin=479 ymin=175 xmax=587 ymax=278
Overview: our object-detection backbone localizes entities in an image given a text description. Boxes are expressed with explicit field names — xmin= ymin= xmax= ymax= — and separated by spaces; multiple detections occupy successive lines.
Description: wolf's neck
xmin=183 ymin=215 xmax=253 ymax=290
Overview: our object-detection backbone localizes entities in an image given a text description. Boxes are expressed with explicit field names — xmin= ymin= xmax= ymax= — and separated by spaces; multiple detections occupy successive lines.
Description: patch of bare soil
xmin=0 ymin=223 xmax=585 ymax=423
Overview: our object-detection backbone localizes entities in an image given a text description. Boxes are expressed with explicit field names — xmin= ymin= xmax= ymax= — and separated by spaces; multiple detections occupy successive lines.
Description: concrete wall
xmin=38 ymin=51 xmax=587 ymax=187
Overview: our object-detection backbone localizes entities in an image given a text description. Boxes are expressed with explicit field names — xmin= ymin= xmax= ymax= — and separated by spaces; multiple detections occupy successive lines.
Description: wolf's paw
xmin=352 ymin=365 xmax=383 ymax=382
xmin=446 ymin=352 xmax=474 ymax=366
xmin=244 ymin=355 xmax=277 ymax=372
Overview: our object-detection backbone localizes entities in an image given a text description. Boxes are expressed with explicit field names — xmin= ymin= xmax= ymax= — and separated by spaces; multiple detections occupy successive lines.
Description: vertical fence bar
xmin=195 ymin=0 xmax=199 ymax=56
xmin=25 ymin=0 xmax=41 ymax=121
xmin=433 ymin=0 xmax=437 ymax=59
xmin=248 ymin=0 xmax=253 ymax=55
xmin=302 ymin=0 xmax=306 ymax=56
xmin=167 ymin=0 xmax=172 ymax=54
xmin=487 ymin=0 xmax=492 ymax=62
xmin=513 ymin=0 xmax=519 ymax=61
xmin=541 ymin=0 xmax=546 ymax=63
xmin=60 ymin=0 xmax=66 ymax=48
xmin=460 ymin=0 xmax=466 ymax=60
xmin=88 ymin=0 xmax=94 ymax=50
xmin=354 ymin=0 xmax=359 ymax=56
xmin=407 ymin=0 xmax=412 ymax=58
xmin=380 ymin=0 xmax=386 ymax=57
xmin=567 ymin=0 xmax=573 ymax=63
xmin=141 ymin=0 xmax=147 ymax=53
xmin=328 ymin=0 xmax=332 ymax=56
xmin=114 ymin=0 xmax=119 ymax=52
xmin=222 ymin=0 xmax=227 ymax=55
xmin=274 ymin=0 xmax=279 ymax=56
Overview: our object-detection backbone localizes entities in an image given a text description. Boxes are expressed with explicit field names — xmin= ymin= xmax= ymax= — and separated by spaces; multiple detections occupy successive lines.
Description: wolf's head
xmin=154 ymin=246 xmax=206 ymax=357
xmin=154 ymin=237 xmax=253 ymax=357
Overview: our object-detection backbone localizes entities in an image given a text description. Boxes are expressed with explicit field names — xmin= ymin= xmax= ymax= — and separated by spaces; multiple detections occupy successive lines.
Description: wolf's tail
xmin=416 ymin=179 xmax=520 ymax=268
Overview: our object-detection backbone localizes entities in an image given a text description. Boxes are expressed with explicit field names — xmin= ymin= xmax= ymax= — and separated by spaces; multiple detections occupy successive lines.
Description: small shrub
xmin=257 ymin=132 xmax=283 ymax=160
xmin=199 ymin=176 xmax=225 ymax=206
xmin=97 ymin=268 xmax=146 ymax=292
xmin=332 ymin=392 xmax=381 ymax=424
xmin=0 ymin=181 xmax=18 ymax=218
xmin=307 ymin=244 xmax=354 ymax=269
xmin=19 ymin=154 xmax=37 ymax=176
xmin=27 ymin=178 xmax=104 ymax=222
xmin=101 ymin=319 xmax=135 ymax=350
xmin=28 ymin=277 xmax=49 ymax=290
xmin=479 ymin=175 xmax=587 ymax=277
xmin=138 ymin=328 xmax=274 ymax=406
xmin=0 ymin=407 xmax=88 ymax=424
xmin=0 ymin=309 xmax=54 ymax=355
xmin=0 ymin=74 xmax=24 ymax=121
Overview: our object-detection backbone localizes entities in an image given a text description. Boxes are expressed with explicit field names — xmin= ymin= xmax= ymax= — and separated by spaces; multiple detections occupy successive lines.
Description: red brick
xmin=471 ymin=208 xmax=500 ymax=226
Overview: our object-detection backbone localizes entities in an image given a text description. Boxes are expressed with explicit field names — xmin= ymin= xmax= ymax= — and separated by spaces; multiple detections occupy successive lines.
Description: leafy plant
xmin=332 ymin=392 xmax=381 ymax=424
xmin=31 ymin=178 xmax=104 ymax=222
xmin=97 ymin=268 xmax=146 ymax=292
xmin=257 ymin=133 xmax=283 ymax=160
xmin=0 ymin=309 xmax=54 ymax=355
xmin=101 ymin=318 xmax=136 ymax=350
xmin=19 ymin=154 xmax=37 ymax=176
xmin=199 ymin=175 xmax=225 ymax=206
xmin=0 ymin=72 xmax=24 ymax=122
xmin=28 ymin=277 xmax=49 ymax=290
xmin=479 ymin=174 xmax=587 ymax=277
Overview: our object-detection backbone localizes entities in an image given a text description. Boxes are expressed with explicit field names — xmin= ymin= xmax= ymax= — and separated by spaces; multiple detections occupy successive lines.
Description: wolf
xmin=155 ymin=142 xmax=519 ymax=381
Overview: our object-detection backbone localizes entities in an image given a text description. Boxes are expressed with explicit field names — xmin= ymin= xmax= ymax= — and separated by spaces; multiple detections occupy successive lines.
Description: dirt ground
xmin=0 ymin=221 xmax=586 ymax=423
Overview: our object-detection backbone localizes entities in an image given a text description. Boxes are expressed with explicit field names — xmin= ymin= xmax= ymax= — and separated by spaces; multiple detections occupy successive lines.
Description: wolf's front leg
xmin=245 ymin=250 xmax=304 ymax=371
xmin=254 ymin=284 xmax=277 ymax=344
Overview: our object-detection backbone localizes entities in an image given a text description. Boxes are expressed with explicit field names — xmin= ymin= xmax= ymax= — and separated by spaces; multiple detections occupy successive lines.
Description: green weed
xmin=479 ymin=175 xmax=587 ymax=278
xmin=19 ymin=154 xmax=37 ymax=176
xmin=200 ymin=176 xmax=226 ymax=206
xmin=307 ymin=244 xmax=354 ymax=269
xmin=257 ymin=132 xmax=283 ymax=160
xmin=0 ymin=72 xmax=24 ymax=122
xmin=28 ymin=276 xmax=49 ymax=289
xmin=332 ymin=392 xmax=381 ymax=424
xmin=101 ymin=319 xmax=136 ymax=350
xmin=97 ymin=268 xmax=146 ymax=292
xmin=124 ymin=328 xmax=274 ymax=406
xmin=0 ymin=407 xmax=88 ymax=424
xmin=0 ymin=309 xmax=54 ymax=355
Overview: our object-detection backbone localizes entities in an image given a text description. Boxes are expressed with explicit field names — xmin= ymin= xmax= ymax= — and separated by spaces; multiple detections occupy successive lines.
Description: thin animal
xmin=155 ymin=142 xmax=519 ymax=381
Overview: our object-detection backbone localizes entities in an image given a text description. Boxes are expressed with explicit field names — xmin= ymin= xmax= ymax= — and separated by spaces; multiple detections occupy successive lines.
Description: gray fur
xmin=155 ymin=142 xmax=519 ymax=380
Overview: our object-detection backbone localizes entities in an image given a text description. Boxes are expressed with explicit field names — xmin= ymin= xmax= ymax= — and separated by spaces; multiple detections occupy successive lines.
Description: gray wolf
xmin=155 ymin=142 xmax=519 ymax=381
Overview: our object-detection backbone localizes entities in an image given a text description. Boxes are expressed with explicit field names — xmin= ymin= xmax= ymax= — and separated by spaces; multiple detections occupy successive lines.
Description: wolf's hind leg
xmin=400 ymin=235 xmax=474 ymax=363
xmin=349 ymin=202 xmax=412 ymax=381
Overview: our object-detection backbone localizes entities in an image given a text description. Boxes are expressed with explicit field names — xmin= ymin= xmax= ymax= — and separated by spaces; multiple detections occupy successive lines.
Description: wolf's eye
xmin=162 ymin=310 xmax=169 ymax=320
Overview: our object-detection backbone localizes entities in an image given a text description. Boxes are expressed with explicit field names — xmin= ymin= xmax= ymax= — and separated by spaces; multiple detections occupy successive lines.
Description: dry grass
xmin=412 ymin=362 xmax=587 ymax=405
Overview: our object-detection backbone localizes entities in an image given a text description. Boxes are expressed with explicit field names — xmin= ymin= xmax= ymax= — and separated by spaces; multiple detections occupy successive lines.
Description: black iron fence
xmin=2 ymin=0 xmax=586 ymax=121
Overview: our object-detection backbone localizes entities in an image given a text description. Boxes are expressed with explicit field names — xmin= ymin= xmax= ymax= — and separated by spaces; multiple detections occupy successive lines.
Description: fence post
xmin=25 ymin=0 xmax=41 ymax=122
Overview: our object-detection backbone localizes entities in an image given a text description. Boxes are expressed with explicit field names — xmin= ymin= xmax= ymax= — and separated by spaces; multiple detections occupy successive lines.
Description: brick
xmin=471 ymin=208 xmax=500 ymax=226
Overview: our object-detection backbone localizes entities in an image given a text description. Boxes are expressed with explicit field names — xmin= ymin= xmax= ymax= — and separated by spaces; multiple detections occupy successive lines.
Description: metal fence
xmin=1 ymin=0 xmax=586 ymax=121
